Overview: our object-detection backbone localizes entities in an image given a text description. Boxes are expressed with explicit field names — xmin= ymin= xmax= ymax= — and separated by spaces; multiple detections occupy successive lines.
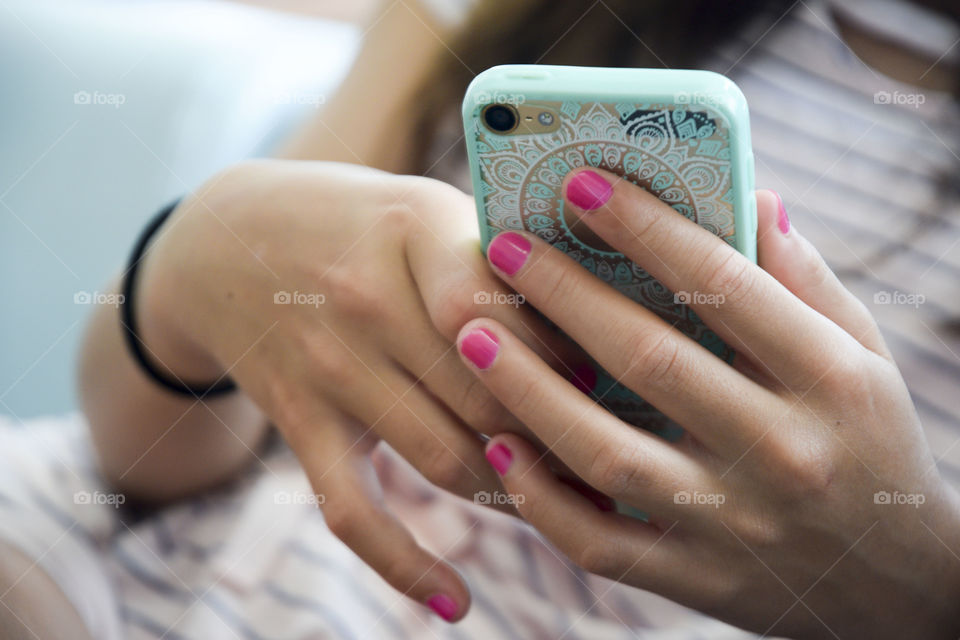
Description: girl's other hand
xmin=136 ymin=160 xmax=579 ymax=621
xmin=459 ymin=168 xmax=960 ymax=638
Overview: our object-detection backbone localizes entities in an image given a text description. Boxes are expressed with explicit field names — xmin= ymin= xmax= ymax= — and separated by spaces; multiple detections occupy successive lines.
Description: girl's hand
xmin=456 ymin=167 xmax=960 ymax=638
xmin=136 ymin=160 xmax=577 ymax=621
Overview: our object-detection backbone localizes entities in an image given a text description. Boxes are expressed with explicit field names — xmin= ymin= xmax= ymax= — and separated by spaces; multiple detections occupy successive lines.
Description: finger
xmin=287 ymin=405 xmax=470 ymax=622
xmin=328 ymin=351 xmax=512 ymax=512
xmin=483 ymin=433 xmax=679 ymax=590
xmin=402 ymin=179 xmax=584 ymax=374
xmin=384 ymin=306 xmax=541 ymax=440
xmin=381 ymin=301 xmax=594 ymax=485
xmin=383 ymin=322 xmax=592 ymax=488
xmin=756 ymin=190 xmax=889 ymax=358
xmin=560 ymin=167 xmax=861 ymax=390
xmin=480 ymin=229 xmax=778 ymax=455
xmin=456 ymin=319 xmax=717 ymax=516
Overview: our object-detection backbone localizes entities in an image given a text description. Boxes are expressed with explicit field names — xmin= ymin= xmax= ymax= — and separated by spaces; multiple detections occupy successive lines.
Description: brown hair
xmin=410 ymin=0 xmax=785 ymax=174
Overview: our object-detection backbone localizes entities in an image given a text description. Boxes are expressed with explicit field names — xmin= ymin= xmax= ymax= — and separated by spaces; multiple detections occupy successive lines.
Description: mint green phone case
xmin=462 ymin=65 xmax=756 ymax=439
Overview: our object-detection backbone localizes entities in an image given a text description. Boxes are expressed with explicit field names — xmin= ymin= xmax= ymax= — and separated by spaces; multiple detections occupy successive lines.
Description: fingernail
xmin=488 ymin=232 xmax=531 ymax=276
xmin=486 ymin=442 xmax=513 ymax=476
xmin=427 ymin=593 xmax=457 ymax=622
xmin=568 ymin=363 xmax=597 ymax=395
xmin=460 ymin=328 xmax=499 ymax=370
xmin=566 ymin=170 xmax=613 ymax=211
xmin=774 ymin=191 xmax=790 ymax=234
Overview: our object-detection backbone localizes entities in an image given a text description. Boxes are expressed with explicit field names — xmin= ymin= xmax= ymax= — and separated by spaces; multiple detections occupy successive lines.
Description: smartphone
xmin=462 ymin=65 xmax=756 ymax=440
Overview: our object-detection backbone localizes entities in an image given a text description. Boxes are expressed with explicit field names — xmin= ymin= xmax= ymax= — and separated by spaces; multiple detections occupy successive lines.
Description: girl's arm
xmin=77 ymin=160 xmax=579 ymax=618
xmin=78 ymin=274 xmax=267 ymax=502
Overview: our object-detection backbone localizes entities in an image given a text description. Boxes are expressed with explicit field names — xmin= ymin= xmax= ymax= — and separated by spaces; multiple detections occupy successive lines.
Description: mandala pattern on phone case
xmin=474 ymin=100 xmax=737 ymax=435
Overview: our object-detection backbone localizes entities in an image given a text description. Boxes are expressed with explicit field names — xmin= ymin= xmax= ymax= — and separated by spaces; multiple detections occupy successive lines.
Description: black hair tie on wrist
xmin=119 ymin=199 xmax=237 ymax=398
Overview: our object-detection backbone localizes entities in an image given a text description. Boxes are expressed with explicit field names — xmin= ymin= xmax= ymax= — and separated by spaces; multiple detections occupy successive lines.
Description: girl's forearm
xmin=78 ymin=269 xmax=267 ymax=503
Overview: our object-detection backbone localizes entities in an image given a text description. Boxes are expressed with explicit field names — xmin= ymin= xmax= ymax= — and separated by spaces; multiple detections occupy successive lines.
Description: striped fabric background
xmin=724 ymin=5 xmax=960 ymax=485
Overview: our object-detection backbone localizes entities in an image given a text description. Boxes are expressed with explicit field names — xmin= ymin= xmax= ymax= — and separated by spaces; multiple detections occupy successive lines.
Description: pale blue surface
xmin=0 ymin=0 xmax=359 ymax=418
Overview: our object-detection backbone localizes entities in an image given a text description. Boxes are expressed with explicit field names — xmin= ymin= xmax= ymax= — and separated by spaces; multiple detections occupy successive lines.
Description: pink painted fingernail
xmin=566 ymin=170 xmax=613 ymax=211
xmin=774 ymin=191 xmax=790 ymax=234
xmin=486 ymin=442 xmax=513 ymax=476
xmin=460 ymin=328 xmax=499 ymax=369
xmin=568 ymin=363 xmax=597 ymax=395
xmin=488 ymin=232 xmax=531 ymax=276
xmin=427 ymin=593 xmax=457 ymax=621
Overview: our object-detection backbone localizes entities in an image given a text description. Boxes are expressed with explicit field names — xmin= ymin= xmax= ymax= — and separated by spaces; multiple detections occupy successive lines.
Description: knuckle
xmin=418 ymin=441 xmax=472 ymax=491
xmin=308 ymin=343 xmax=358 ymax=390
xmin=587 ymin=441 xmax=649 ymax=499
xmin=761 ymin=433 xmax=837 ymax=497
xmin=620 ymin=327 xmax=685 ymax=393
xmin=377 ymin=546 xmax=418 ymax=590
xmin=853 ymin=301 xmax=885 ymax=346
xmin=323 ymin=503 xmax=361 ymax=543
xmin=398 ymin=177 xmax=474 ymax=233
xmin=266 ymin=383 xmax=312 ymax=442
xmin=727 ymin=510 xmax=784 ymax=549
xmin=816 ymin=353 xmax=868 ymax=398
xmin=514 ymin=486 xmax=545 ymax=523
xmin=377 ymin=205 xmax=413 ymax=239
xmin=430 ymin=275 xmax=479 ymax=340
xmin=625 ymin=198 xmax=668 ymax=241
xmin=787 ymin=340 xmax=867 ymax=396
xmin=573 ymin=538 xmax=620 ymax=578
xmin=323 ymin=265 xmax=393 ymax=323
xmin=800 ymin=241 xmax=832 ymax=291
xmin=457 ymin=375 xmax=510 ymax=435
xmin=698 ymin=246 xmax=755 ymax=304
xmin=501 ymin=374 xmax=548 ymax=420
xmin=531 ymin=264 xmax=572 ymax=312
xmin=400 ymin=176 xmax=465 ymax=213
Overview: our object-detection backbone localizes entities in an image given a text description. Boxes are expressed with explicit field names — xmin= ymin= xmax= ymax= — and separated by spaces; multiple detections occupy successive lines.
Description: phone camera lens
xmin=483 ymin=104 xmax=518 ymax=132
